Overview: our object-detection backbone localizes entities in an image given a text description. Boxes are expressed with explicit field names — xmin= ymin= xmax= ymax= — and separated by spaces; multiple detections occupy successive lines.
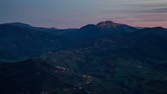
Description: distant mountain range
xmin=0 ymin=21 xmax=166 ymax=61
xmin=0 ymin=21 xmax=167 ymax=94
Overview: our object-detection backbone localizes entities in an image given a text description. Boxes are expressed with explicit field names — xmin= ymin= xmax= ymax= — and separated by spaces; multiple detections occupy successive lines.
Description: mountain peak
xmin=80 ymin=24 xmax=99 ymax=31
xmin=2 ymin=22 xmax=32 ymax=27
xmin=80 ymin=21 xmax=138 ymax=32
xmin=96 ymin=21 xmax=121 ymax=28
xmin=139 ymin=27 xmax=167 ymax=32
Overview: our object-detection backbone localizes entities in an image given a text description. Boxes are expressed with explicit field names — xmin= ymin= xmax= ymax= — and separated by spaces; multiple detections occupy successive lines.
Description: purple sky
xmin=0 ymin=0 xmax=167 ymax=28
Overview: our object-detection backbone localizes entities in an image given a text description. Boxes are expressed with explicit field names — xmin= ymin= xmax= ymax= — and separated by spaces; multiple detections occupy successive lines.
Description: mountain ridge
xmin=0 ymin=20 xmax=166 ymax=61
xmin=2 ymin=21 xmax=167 ymax=30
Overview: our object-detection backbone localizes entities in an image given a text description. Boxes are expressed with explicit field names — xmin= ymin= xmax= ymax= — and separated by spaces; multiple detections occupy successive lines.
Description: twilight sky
xmin=0 ymin=0 xmax=167 ymax=28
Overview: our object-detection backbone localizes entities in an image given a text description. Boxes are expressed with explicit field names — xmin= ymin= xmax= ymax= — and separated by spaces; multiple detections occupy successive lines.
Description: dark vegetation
xmin=0 ymin=21 xmax=167 ymax=94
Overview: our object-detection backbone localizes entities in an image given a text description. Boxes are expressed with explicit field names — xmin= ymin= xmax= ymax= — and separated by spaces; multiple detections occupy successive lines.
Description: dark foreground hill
xmin=0 ymin=22 xmax=167 ymax=94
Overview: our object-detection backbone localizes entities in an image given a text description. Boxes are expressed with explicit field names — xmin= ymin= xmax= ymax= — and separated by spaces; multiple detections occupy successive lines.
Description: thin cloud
xmin=150 ymin=8 xmax=167 ymax=13
xmin=135 ymin=8 xmax=167 ymax=14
